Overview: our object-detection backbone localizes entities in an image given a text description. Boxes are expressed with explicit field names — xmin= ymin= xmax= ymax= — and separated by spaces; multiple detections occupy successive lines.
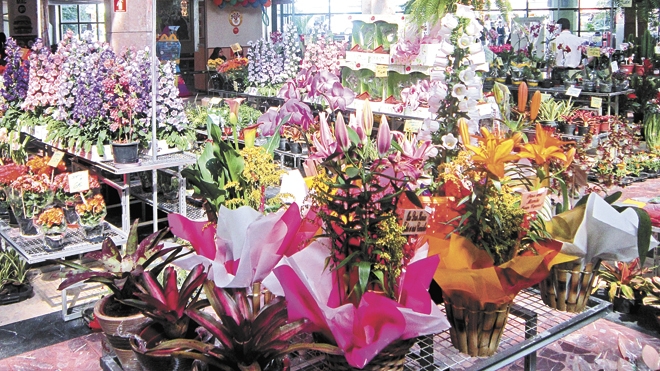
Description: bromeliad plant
xmin=122 ymin=264 xmax=207 ymax=339
xmin=144 ymin=281 xmax=340 ymax=371
xmin=597 ymin=258 xmax=651 ymax=301
xmin=56 ymin=220 xmax=184 ymax=315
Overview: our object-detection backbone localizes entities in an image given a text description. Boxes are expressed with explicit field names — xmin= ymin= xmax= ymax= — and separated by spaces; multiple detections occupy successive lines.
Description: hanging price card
xmin=375 ymin=64 xmax=389 ymax=78
xmin=401 ymin=209 xmax=429 ymax=235
xmin=68 ymin=171 xmax=90 ymax=193
xmin=48 ymin=151 xmax=65 ymax=167
xmin=209 ymin=97 xmax=222 ymax=105
xmin=520 ymin=188 xmax=548 ymax=213
xmin=403 ymin=120 xmax=423 ymax=133
xmin=541 ymin=93 xmax=552 ymax=101
xmin=587 ymin=47 xmax=601 ymax=57
xmin=611 ymin=61 xmax=619 ymax=72
xmin=565 ymin=86 xmax=582 ymax=97
xmin=590 ymin=96 xmax=603 ymax=108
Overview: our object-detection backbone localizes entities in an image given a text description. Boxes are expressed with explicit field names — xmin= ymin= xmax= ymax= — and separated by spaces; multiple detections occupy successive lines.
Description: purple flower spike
xmin=335 ymin=112 xmax=350 ymax=152
xmin=377 ymin=115 xmax=391 ymax=157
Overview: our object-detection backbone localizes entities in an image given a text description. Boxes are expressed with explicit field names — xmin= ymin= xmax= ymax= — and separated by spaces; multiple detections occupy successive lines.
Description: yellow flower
xmin=464 ymin=127 xmax=521 ymax=180
xmin=518 ymin=124 xmax=575 ymax=166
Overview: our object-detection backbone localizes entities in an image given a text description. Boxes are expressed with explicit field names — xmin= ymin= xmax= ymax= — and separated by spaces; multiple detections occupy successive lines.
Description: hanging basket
xmin=538 ymin=259 xmax=601 ymax=313
xmin=443 ymin=294 xmax=512 ymax=357
xmin=318 ymin=334 xmax=415 ymax=371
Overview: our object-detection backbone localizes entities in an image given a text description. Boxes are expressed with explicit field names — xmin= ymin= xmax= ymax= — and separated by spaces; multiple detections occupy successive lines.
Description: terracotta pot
xmin=635 ymin=64 xmax=646 ymax=76
xmin=600 ymin=121 xmax=611 ymax=133
xmin=619 ymin=64 xmax=634 ymax=75
xmin=95 ymin=295 xmax=149 ymax=371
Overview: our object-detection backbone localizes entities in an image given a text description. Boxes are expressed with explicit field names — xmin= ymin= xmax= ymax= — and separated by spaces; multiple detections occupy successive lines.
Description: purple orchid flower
xmin=277 ymin=81 xmax=300 ymax=101
xmin=325 ymin=82 xmax=356 ymax=111
xmin=279 ymin=98 xmax=313 ymax=131
xmin=257 ymin=108 xmax=281 ymax=137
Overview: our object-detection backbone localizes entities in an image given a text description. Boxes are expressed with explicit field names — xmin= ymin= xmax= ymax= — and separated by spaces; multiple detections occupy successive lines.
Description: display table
xmin=487 ymin=83 xmax=634 ymax=116
xmin=99 ymin=288 xmax=611 ymax=371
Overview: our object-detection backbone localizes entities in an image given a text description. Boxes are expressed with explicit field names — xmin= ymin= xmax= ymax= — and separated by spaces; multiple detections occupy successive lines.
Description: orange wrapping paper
xmin=426 ymin=233 xmax=578 ymax=306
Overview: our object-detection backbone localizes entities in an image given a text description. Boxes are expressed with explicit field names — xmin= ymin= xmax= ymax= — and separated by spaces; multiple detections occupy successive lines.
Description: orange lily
xmin=465 ymin=127 xmax=521 ymax=179
xmin=518 ymin=124 xmax=575 ymax=166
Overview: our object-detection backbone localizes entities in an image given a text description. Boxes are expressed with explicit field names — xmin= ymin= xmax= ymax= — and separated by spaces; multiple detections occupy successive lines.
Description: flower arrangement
xmin=7 ymin=173 xmax=53 ymax=219
xmin=301 ymin=24 xmax=346 ymax=76
xmin=51 ymin=172 xmax=101 ymax=207
xmin=35 ymin=207 xmax=66 ymax=233
xmin=156 ymin=62 xmax=195 ymax=150
xmin=1 ymin=38 xmax=29 ymax=110
xmin=75 ymin=193 xmax=107 ymax=227
xmin=217 ymin=57 xmax=249 ymax=82
xmin=206 ymin=58 xmax=224 ymax=69
xmin=21 ymin=39 xmax=60 ymax=114
xmin=0 ymin=163 xmax=28 ymax=187
xmin=247 ymin=39 xmax=284 ymax=87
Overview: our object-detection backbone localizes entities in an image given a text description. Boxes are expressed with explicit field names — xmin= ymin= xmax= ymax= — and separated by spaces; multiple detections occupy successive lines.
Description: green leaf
xmin=334 ymin=251 xmax=359 ymax=270
xmin=357 ymin=261 xmax=372 ymax=298
xmin=345 ymin=166 xmax=359 ymax=178
xmin=620 ymin=284 xmax=635 ymax=300
xmin=346 ymin=126 xmax=360 ymax=145
xmin=604 ymin=191 xmax=622 ymax=204
xmin=264 ymin=114 xmax=290 ymax=157
xmin=404 ymin=190 xmax=423 ymax=208
xmin=631 ymin=207 xmax=652 ymax=266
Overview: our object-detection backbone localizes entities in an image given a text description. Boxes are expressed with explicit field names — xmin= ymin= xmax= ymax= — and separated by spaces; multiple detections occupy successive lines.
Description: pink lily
xmin=377 ymin=115 xmax=391 ymax=157
xmin=310 ymin=113 xmax=337 ymax=160
xmin=224 ymin=98 xmax=245 ymax=125
xmin=348 ymin=113 xmax=367 ymax=144
xmin=335 ymin=112 xmax=350 ymax=152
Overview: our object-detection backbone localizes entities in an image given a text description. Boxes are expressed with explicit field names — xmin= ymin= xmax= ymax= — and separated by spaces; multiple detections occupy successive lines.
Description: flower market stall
xmin=3 ymin=0 xmax=660 ymax=370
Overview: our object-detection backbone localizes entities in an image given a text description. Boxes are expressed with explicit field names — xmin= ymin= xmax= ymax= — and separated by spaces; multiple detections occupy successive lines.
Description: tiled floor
xmin=0 ymin=179 xmax=659 ymax=370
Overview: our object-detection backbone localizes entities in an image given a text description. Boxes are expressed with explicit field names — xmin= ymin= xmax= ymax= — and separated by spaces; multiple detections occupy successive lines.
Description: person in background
xmin=496 ymin=22 xmax=505 ymax=45
xmin=553 ymin=18 xmax=587 ymax=68
xmin=208 ymin=47 xmax=226 ymax=63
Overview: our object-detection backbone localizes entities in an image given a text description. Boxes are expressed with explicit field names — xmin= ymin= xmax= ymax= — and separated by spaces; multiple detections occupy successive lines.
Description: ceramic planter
xmin=94 ymin=295 xmax=150 ymax=371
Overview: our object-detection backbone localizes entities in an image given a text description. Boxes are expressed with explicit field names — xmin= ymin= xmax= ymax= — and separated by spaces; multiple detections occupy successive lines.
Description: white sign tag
xmin=68 ymin=171 xmax=90 ymax=193
xmin=401 ymin=209 xmax=429 ymax=235
xmin=565 ymin=86 xmax=582 ymax=97
xmin=48 ymin=151 xmax=65 ymax=168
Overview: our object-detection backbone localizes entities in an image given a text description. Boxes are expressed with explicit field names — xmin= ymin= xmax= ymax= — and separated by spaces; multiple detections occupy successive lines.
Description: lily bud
xmin=335 ymin=112 xmax=350 ymax=152
xmin=362 ymin=100 xmax=374 ymax=134
xmin=458 ymin=118 xmax=470 ymax=145
xmin=377 ymin=115 xmax=391 ymax=157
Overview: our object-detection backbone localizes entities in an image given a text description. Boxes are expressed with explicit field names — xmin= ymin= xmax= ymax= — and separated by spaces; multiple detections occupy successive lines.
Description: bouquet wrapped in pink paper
xmin=265 ymin=239 xmax=449 ymax=369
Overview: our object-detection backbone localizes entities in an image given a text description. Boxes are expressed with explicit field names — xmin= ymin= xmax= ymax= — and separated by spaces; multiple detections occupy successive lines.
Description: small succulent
xmin=146 ymin=281 xmax=341 ymax=371
xmin=56 ymin=220 xmax=183 ymax=304
xmin=122 ymin=264 xmax=207 ymax=339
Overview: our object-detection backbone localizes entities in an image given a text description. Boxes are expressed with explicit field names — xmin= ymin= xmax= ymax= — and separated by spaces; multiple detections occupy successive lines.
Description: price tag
xmin=477 ymin=103 xmax=492 ymax=117
xmin=565 ymin=86 xmax=582 ymax=97
xmin=590 ymin=96 xmax=603 ymax=108
xmin=68 ymin=170 xmax=90 ymax=193
xmin=375 ymin=64 xmax=389 ymax=78
xmin=209 ymin=97 xmax=222 ymax=105
xmin=611 ymin=61 xmax=619 ymax=72
xmin=403 ymin=119 xmax=423 ymax=133
xmin=233 ymin=81 xmax=239 ymax=92
xmin=587 ymin=47 xmax=601 ymax=57
xmin=401 ymin=209 xmax=429 ymax=235
xmin=520 ymin=188 xmax=548 ymax=213
xmin=541 ymin=93 xmax=552 ymax=101
xmin=48 ymin=151 xmax=65 ymax=167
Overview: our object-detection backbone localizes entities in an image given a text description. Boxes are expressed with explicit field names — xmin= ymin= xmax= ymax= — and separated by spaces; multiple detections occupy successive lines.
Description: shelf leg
xmin=511 ymin=304 xmax=538 ymax=371
xmin=152 ymin=169 xmax=158 ymax=233
xmin=122 ymin=174 xmax=131 ymax=233
xmin=178 ymin=165 xmax=186 ymax=217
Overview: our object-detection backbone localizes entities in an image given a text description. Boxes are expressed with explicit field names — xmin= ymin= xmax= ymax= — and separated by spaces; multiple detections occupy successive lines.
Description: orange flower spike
xmin=519 ymin=124 xmax=575 ymax=166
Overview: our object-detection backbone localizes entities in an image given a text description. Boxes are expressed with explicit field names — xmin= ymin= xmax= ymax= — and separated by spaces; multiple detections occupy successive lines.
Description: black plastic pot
xmin=563 ymin=123 xmax=576 ymax=135
xmin=541 ymin=79 xmax=553 ymax=88
xmin=290 ymin=142 xmax=302 ymax=154
xmin=613 ymin=296 xmax=641 ymax=314
xmin=130 ymin=322 xmax=196 ymax=371
xmin=577 ymin=125 xmax=589 ymax=136
xmin=112 ymin=142 xmax=140 ymax=164
xmin=278 ymin=138 xmax=289 ymax=151
xmin=0 ymin=283 xmax=33 ymax=305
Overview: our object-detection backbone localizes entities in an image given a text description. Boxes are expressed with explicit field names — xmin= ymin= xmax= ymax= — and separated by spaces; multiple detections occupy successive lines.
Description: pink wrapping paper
xmin=270 ymin=239 xmax=450 ymax=368
xmin=167 ymin=203 xmax=317 ymax=288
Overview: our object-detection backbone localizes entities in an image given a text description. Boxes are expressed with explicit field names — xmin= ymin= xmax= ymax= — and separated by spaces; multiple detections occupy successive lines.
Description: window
xmin=58 ymin=4 xmax=105 ymax=42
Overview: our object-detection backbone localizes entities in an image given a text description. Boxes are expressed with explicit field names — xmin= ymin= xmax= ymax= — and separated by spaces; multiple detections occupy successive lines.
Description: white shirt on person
xmin=553 ymin=30 xmax=587 ymax=68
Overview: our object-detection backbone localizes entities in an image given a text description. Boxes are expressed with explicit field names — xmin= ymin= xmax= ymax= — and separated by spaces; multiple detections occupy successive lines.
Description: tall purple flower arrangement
xmin=156 ymin=62 xmax=193 ymax=149
xmin=2 ymin=38 xmax=30 ymax=108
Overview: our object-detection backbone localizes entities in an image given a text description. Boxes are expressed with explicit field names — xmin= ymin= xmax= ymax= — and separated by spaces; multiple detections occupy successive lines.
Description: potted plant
xmin=0 ymin=248 xmax=32 ymax=305
xmin=51 ymin=173 xmax=102 ymax=226
xmin=35 ymin=206 xmax=68 ymax=252
xmin=597 ymin=259 xmax=650 ymax=313
xmin=56 ymin=220 xmax=183 ymax=370
xmin=6 ymin=173 xmax=53 ymax=238
xmin=640 ymin=276 xmax=660 ymax=327
xmin=126 ymin=265 xmax=207 ymax=371
xmin=538 ymin=98 xmax=573 ymax=129
xmin=75 ymin=193 xmax=107 ymax=242
xmin=144 ymin=281 xmax=341 ymax=370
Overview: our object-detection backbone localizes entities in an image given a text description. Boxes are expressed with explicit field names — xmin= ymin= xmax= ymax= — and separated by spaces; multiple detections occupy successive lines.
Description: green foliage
xmin=0 ymin=249 xmax=29 ymax=287
xmin=597 ymin=259 xmax=651 ymax=301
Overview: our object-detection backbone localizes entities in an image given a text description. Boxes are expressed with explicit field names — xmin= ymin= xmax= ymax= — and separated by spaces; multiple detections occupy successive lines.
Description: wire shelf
xmin=93 ymin=152 xmax=197 ymax=175
xmin=129 ymin=187 xmax=206 ymax=220
xmin=0 ymin=218 xmax=128 ymax=264
xmin=289 ymin=289 xmax=611 ymax=371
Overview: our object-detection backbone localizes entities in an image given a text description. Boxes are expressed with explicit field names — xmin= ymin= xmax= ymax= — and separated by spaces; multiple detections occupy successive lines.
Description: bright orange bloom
xmin=465 ymin=127 xmax=521 ymax=179
xmin=518 ymin=124 xmax=575 ymax=166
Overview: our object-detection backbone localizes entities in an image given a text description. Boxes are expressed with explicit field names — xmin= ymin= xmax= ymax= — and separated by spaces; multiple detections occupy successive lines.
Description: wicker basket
xmin=444 ymin=294 xmax=512 ymax=357
xmin=318 ymin=335 xmax=415 ymax=371
xmin=538 ymin=259 xmax=601 ymax=313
